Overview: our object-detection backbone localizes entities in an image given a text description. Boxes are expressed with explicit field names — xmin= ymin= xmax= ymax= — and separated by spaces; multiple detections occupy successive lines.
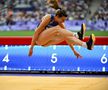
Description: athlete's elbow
xmin=35 ymin=27 xmax=44 ymax=34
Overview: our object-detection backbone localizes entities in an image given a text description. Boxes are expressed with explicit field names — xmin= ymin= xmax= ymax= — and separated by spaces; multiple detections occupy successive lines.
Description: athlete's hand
xmin=28 ymin=47 xmax=33 ymax=57
xmin=74 ymin=51 xmax=82 ymax=59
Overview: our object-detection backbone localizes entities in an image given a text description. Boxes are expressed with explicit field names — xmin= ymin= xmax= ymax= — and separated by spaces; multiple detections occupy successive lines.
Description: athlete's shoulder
xmin=42 ymin=14 xmax=51 ymax=21
xmin=42 ymin=14 xmax=51 ymax=20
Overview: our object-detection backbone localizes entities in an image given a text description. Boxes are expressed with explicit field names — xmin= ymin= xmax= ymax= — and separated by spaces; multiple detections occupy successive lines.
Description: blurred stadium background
xmin=0 ymin=0 xmax=108 ymax=36
xmin=0 ymin=1 xmax=108 ymax=90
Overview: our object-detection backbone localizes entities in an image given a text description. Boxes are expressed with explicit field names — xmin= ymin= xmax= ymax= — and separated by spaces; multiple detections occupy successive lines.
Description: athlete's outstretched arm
xmin=69 ymin=44 xmax=82 ymax=58
xmin=28 ymin=15 xmax=51 ymax=56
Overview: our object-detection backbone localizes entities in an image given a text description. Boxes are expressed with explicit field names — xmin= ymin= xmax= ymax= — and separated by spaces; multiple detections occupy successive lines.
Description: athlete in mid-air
xmin=28 ymin=9 xmax=95 ymax=58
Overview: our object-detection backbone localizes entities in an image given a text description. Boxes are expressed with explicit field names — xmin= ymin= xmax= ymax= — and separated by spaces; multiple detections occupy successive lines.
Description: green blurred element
xmin=0 ymin=30 xmax=108 ymax=36
xmin=0 ymin=31 xmax=34 ymax=36
xmin=84 ymin=30 xmax=108 ymax=36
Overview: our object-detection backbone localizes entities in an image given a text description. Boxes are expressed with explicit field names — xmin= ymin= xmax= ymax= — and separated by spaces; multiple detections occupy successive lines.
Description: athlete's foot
xmin=77 ymin=23 xmax=86 ymax=40
xmin=86 ymin=34 xmax=96 ymax=50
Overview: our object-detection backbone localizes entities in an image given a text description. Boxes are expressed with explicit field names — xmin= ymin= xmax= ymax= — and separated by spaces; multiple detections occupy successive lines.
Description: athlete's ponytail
xmin=48 ymin=0 xmax=61 ymax=10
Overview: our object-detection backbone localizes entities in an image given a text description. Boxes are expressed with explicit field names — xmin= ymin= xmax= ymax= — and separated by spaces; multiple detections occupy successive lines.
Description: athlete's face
xmin=56 ymin=16 xmax=67 ymax=23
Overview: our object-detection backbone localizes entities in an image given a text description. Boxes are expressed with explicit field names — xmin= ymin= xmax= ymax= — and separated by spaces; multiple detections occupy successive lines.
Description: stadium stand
xmin=0 ymin=0 xmax=107 ymax=31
